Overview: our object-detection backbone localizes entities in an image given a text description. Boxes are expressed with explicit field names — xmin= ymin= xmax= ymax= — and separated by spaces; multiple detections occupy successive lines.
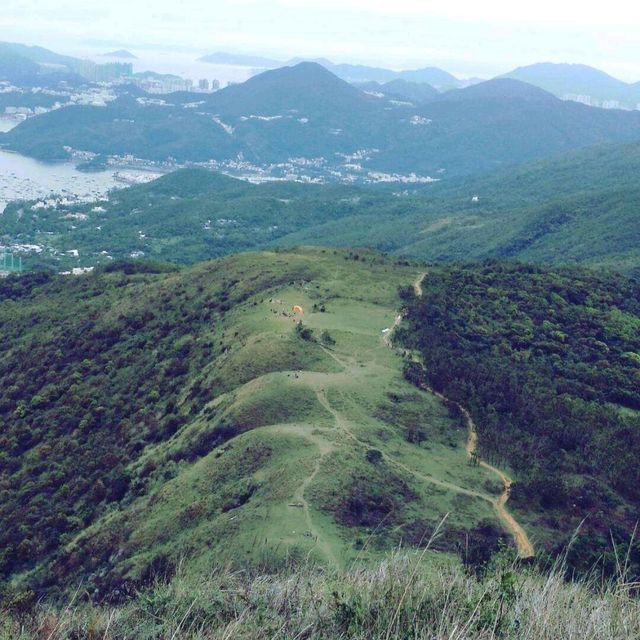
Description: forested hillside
xmin=399 ymin=262 xmax=640 ymax=575
xmin=1 ymin=168 xmax=380 ymax=270
xmin=278 ymin=141 xmax=640 ymax=272
xmin=4 ymin=140 xmax=640 ymax=274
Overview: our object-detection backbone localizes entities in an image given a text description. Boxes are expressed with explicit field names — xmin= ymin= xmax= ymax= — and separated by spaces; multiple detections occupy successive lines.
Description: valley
xmin=4 ymin=139 xmax=640 ymax=275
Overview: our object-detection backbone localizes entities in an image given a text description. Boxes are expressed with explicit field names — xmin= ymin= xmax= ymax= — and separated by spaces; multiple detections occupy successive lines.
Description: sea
xmin=0 ymin=119 xmax=161 ymax=213
xmin=73 ymin=47 xmax=262 ymax=87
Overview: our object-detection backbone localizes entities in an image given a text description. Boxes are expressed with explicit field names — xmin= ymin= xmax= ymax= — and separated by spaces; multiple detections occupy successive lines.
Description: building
xmin=198 ymin=78 xmax=210 ymax=92
xmin=71 ymin=60 xmax=133 ymax=83
xmin=562 ymin=94 xmax=594 ymax=107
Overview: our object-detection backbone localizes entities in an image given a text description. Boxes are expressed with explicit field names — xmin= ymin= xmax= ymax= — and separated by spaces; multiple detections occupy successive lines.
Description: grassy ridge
xmin=0 ymin=248 xmax=511 ymax=602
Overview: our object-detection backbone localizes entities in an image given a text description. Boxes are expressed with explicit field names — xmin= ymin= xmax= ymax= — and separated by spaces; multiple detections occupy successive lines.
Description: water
xmin=76 ymin=48 xmax=262 ymax=87
xmin=0 ymin=148 xmax=140 ymax=213
xmin=0 ymin=118 xmax=18 ymax=133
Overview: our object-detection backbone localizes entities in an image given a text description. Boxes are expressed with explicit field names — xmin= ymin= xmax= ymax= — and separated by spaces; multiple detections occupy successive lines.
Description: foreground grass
xmin=3 ymin=550 xmax=639 ymax=639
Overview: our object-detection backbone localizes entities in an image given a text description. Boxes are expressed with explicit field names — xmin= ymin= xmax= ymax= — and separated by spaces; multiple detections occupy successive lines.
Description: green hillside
xmin=2 ymin=248 xmax=640 ymax=632
xmin=278 ymin=141 xmax=640 ymax=272
xmin=0 ymin=249 xmax=514 ymax=602
xmin=0 ymin=168 xmax=388 ymax=270
xmin=4 ymin=140 xmax=640 ymax=274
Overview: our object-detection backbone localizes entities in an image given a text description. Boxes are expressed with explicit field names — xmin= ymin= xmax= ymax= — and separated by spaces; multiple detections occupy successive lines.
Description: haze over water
xmin=74 ymin=47 xmax=262 ymax=86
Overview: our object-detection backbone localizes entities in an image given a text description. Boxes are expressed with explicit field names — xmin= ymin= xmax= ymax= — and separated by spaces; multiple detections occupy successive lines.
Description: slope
xmin=0 ymin=249 xmax=516 ymax=600
xmin=398 ymin=262 xmax=640 ymax=577
xmin=5 ymin=136 xmax=640 ymax=275
xmin=275 ymin=140 xmax=640 ymax=272
xmin=502 ymin=62 xmax=640 ymax=107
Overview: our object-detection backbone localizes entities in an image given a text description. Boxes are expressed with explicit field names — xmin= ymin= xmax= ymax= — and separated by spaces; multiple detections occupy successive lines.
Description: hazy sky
xmin=2 ymin=0 xmax=639 ymax=80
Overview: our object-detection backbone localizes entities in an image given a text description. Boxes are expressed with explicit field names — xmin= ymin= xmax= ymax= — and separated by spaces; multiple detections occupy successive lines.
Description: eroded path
xmin=406 ymin=273 xmax=535 ymax=558
xmin=288 ymin=427 xmax=339 ymax=565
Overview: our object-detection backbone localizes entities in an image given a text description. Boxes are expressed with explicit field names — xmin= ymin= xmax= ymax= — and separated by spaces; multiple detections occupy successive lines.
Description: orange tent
xmin=292 ymin=305 xmax=304 ymax=315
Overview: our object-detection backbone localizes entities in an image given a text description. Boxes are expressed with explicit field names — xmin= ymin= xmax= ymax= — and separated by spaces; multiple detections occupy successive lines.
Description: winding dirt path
xmin=313 ymin=384 xmax=491 ymax=502
xmin=294 ymin=437 xmax=339 ymax=565
xmin=413 ymin=273 xmax=424 ymax=297
xmin=401 ymin=272 xmax=535 ymax=559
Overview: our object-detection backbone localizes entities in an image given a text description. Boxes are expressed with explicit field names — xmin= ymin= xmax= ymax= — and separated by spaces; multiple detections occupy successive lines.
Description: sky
xmin=1 ymin=0 xmax=639 ymax=80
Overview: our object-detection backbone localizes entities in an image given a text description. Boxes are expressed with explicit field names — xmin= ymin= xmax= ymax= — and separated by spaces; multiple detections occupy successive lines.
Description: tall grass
xmin=3 ymin=546 xmax=640 ymax=640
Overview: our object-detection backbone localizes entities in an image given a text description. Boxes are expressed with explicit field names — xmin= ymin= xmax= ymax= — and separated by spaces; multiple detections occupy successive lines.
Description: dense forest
xmin=399 ymin=262 xmax=640 ymax=575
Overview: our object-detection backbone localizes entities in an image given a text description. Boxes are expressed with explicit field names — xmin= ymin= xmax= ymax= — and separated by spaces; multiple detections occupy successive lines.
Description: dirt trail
xmin=400 ymin=272 xmax=535 ymax=559
xmin=294 ymin=438 xmax=339 ymax=565
xmin=274 ymin=424 xmax=339 ymax=565
xmin=264 ymin=271 xmax=532 ymax=562
xmin=422 ymin=384 xmax=534 ymax=558
xmin=413 ymin=273 xmax=424 ymax=297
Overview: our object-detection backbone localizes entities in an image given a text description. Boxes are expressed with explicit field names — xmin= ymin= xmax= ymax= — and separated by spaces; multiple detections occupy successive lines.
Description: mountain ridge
xmin=5 ymin=63 xmax=640 ymax=177
xmin=502 ymin=62 xmax=640 ymax=107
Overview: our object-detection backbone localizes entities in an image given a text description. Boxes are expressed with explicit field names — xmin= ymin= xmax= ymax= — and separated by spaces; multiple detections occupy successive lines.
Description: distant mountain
xmin=309 ymin=60 xmax=461 ymax=89
xmin=0 ymin=41 xmax=82 ymax=69
xmin=5 ymin=66 xmax=640 ymax=179
xmin=0 ymin=48 xmax=40 ymax=82
xmin=501 ymin=63 xmax=640 ymax=108
xmin=198 ymin=51 xmax=463 ymax=90
xmin=101 ymin=49 xmax=137 ymax=59
xmin=205 ymin=62 xmax=377 ymax=118
xmin=395 ymin=67 xmax=461 ymax=89
xmin=370 ymin=77 xmax=640 ymax=175
xmin=0 ymin=42 xmax=86 ymax=86
xmin=358 ymin=79 xmax=439 ymax=103
xmin=433 ymin=77 xmax=556 ymax=103
xmin=198 ymin=51 xmax=282 ymax=67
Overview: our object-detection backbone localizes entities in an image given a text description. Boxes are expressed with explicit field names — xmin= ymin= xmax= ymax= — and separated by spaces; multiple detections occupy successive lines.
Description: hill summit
xmin=207 ymin=61 xmax=376 ymax=117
